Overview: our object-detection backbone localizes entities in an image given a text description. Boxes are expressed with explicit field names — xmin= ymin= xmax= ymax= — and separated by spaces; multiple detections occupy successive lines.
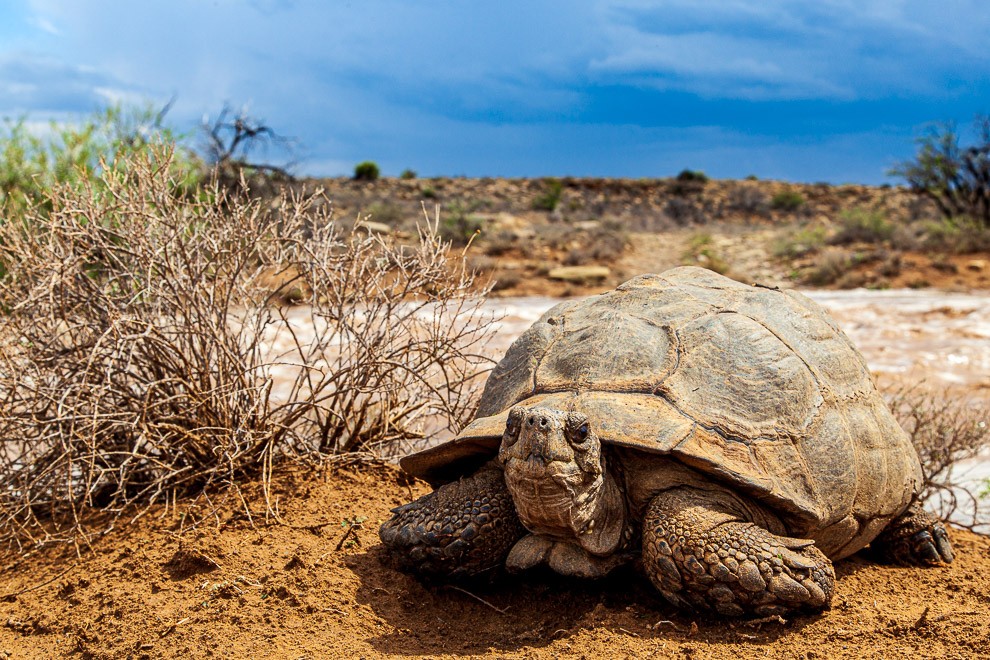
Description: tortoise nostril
xmin=539 ymin=417 xmax=548 ymax=428
xmin=527 ymin=416 xmax=535 ymax=426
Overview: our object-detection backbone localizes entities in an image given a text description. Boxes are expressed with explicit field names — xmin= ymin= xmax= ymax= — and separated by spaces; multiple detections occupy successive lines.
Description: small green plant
xmin=353 ymin=160 xmax=380 ymax=181
xmin=829 ymin=208 xmax=894 ymax=245
xmin=770 ymin=189 xmax=805 ymax=211
xmin=670 ymin=169 xmax=708 ymax=195
xmin=772 ymin=225 xmax=827 ymax=258
xmin=532 ymin=177 xmax=564 ymax=211
xmin=682 ymin=232 xmax=729 ymax=274
xmin=441 ymin=200 xmax=484 ymax=245
xmin=420 ymin=186 xmax=437 ymax=199
xmin=676 ymin=169 xmax=709 ymax=183
xmin=922 ymin=216 xmax=990 ymax=253
xmin=400 ymin=168 xmax=417 ymax=180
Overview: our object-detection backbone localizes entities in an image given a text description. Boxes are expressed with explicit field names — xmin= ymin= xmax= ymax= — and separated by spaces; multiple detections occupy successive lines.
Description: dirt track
xmin=1 ymin=464 xmax=988 ymax=659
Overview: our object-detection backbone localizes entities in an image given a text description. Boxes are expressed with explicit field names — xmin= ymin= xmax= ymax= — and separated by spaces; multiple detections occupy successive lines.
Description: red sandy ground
xmin=1 ymin=464 xmax=987 ymax=659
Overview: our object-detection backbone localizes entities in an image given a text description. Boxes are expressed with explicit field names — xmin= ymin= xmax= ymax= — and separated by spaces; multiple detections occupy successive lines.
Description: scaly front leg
xmin=642 ymin=487 xmax=835 ymax=617
xmin=379 ymin=463 xmax=526 ymax=580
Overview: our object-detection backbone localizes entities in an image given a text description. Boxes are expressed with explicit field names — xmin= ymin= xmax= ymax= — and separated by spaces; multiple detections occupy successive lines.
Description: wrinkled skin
xmin=379 ymin=407 xmax=953 ymax=616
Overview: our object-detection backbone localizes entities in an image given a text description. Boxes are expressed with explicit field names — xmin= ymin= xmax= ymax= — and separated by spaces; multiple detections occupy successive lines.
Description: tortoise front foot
xmin=379 ymin=463 xmax=526 ymax=580
xmin=642 ymin=487 xmax=834 ymax=617
xmin=869 ymin=502 xmax=953 ymax=566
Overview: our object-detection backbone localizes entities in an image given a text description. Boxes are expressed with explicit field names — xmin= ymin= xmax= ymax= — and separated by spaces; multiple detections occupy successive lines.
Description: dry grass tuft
xmin=0 ymin=146 xmax=495 ymax=552
xmin=885 ymin=383 xmax=990 ymax=533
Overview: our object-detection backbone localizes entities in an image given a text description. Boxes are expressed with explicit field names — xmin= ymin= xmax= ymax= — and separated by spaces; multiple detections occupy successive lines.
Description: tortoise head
xmin=497 ymin=405 xmax=609 ymax=545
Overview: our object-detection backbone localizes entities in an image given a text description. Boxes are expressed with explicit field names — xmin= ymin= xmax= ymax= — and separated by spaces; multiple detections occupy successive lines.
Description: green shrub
xmin=923 ymin=216 xmax=990 ymax=253
xmin=532 ymin=178 xmax=564 ymax=211
xmin=829 ymin=208 xmax=894 ymax=245
xmin=676 ymin=169 xmax=709 ymax=183
xmin=770 ymin=189 xmax=805 ymax=211
xmin=353 ymin=161 xmax=380 ymax=181
xmin=0 ymin=103 xmax=200 ymax=217
xmin=400 ymin=168 xmax=417 ymax=180
xmin=421 ymin=186 xmax=438 ymax=199
xmin=670 ymin=169 xmax=709 ymax=196
xmin=772 ymin=225 xmax=827 ymax=258
xmin=681 ymin=232 xmax=729 ymax=274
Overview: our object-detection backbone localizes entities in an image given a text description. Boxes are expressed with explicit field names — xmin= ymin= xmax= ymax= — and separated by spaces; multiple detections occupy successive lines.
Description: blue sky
xmin=1 ymin=1 xmax=988 ymax=183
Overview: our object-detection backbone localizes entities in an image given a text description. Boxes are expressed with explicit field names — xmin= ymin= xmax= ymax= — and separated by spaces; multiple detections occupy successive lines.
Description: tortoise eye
xmin=579 ymin=424 xmax=588 ymax=438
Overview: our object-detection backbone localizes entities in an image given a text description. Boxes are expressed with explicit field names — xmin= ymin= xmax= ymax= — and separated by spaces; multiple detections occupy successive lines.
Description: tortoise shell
xmin=401 ymin=267 xmax=921 ymax=552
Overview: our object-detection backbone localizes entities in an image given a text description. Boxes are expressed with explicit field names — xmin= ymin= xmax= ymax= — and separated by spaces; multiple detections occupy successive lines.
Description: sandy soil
xmin=1 ymin=463 xmax=988 ymax=659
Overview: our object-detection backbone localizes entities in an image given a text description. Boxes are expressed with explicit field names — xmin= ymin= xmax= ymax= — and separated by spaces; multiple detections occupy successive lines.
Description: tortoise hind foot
xmin=378 ymin=463 xmax=526 ymax=580
xmin=642 ymin=487 xmax=835 ymax=617
xmin=868 ymin=502 xmax=953 ymax=566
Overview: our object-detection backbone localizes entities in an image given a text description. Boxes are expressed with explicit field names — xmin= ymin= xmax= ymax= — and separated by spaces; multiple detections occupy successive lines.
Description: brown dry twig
xmin=884 ymin=382 xmax=990 ymax=533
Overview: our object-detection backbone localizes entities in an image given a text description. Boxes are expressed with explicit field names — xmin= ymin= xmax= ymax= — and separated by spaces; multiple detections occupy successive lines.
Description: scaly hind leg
xmin=379 ymin=463 xmax=526 ymax=580
xmin=642 ymin=487 xmax=834 ymax=617
xmin=868 ymin=501 xmax=953 ymax=566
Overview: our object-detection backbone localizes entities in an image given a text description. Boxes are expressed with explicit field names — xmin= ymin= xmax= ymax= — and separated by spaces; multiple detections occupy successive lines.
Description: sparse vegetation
xmin=886 ymin=384 xmax=990 ymax=533
xmin=0 ymin=103 xmax=200 ymax=217
xmin=353 ymin=160 xmax=380 ymax=181
xmin=682 ymin=232 xmax=729 ymax=274
xmin=829 ymin=207 xmax=894 ymax=245
xmin=770 ymin=189 xmax=806 ymax=211
xmin=440 ymin=200 xmax=485 ymax=245
xmin=670 ymin=169 xmax=709 ymax=195
xmin=201 ymin=104 xmax=294 ymax=185
xmin=772 ymin=224 xmax=827 ymax=258
xmin=676 ymin=169 xmax=709 ymax=183
xmin=725 ymin=183 xmax=770 ymax=217
xmin=532 ymin=178 xmax=564 ymax=211
xmin=562 ymin=221 xmax=628 ymax=266
xmin=0 ymin=148 xmax=495 ymax=550
xmin=400 ymin=168 xmax=417 ymax=180
xmin=923 ymin=216 xmax=990 ymax=253
xmin=891 ymin=115 xmax=990 ymax=227
xmin=364 ymin=201 xmax=405 ymax=226
xmin=802 ymin=247 xmax=852 ymax=285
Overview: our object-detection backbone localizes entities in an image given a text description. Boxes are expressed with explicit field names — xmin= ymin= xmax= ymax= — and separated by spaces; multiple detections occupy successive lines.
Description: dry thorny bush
xmin=886 ymin=383 xmax=990 ymax=534
xmin=0 ymin=148 xmax=496 ymax=553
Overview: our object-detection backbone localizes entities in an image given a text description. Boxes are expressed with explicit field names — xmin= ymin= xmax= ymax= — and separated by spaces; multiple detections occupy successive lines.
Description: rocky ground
xmin=290 ymin=174 xmax=990 ymax=297
xmin=1 ymin=464 xmax=989 ymax=659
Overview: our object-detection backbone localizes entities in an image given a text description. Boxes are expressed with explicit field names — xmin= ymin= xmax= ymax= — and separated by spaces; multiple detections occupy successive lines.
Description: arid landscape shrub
xmin=0 ymin=148 xmax=495 ymax=551
xmin=886 ymin=384 xmax=990 ymax=533
xmin=532 ymin=177 xmax=564 ymax=211
xmin=681 ymin=232 xmax=729 ymax=274
xmin=829 ymin=207 xmax=894 ymax=245
xmin=0 ymin=103 xmax=200 ymax=218
xmin=801 ymin=247 xmax=852 ymax=285
xmin=892 ymin=115 xmax=990 ymax=227
xmin=922 ymin=216 xmax=990 ymax=253
xmin=770 ymin=189 xmax=806 ymax=211
xmin=772 ymin=224 xmax=827 ymax=258
xmin=353 ymin=160 xmax=380 ymax=181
